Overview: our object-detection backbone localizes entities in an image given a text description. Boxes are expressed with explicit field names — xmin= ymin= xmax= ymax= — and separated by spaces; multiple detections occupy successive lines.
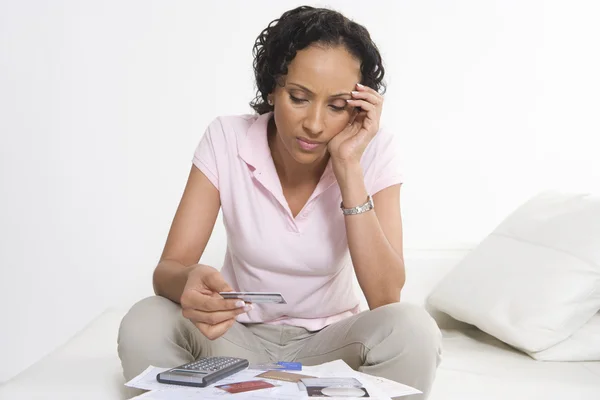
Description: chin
xmin=292 ymin=149 xmax=327 ymax=165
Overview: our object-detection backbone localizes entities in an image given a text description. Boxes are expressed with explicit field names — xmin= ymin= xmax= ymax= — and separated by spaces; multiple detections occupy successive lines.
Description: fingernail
xmin=356 ymin=83 xmax=364 ymax=88
xmin=351 ymin=91 xmax=359 ymax=95
xmin=235 ymin=300 xmax=246 ymax=308
xmin=346 ymin=99 xmax=354 ymax=102
xmin=244 ymin=304 xmax=253 ymax=312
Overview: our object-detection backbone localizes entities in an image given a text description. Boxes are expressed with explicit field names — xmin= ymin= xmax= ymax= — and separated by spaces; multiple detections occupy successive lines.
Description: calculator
xmin=156 ymin=356 xmax=249 ymax=387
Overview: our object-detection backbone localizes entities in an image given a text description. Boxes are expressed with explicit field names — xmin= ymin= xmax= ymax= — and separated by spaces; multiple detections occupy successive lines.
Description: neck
xmin=267 ymin=118 xmax=328 ymax=187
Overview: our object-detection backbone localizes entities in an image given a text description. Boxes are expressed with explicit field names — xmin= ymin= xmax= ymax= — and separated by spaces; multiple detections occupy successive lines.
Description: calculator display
xmin=170 ymin=370 xmax=208 ymax=376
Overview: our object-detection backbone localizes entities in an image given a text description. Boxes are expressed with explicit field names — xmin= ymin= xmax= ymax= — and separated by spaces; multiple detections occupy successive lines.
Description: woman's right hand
xmin=180 ymin=264 xmax=251 ymax=340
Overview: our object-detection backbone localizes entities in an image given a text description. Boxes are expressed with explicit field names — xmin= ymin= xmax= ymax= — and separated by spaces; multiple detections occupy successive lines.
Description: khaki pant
xmin=117 ymin=296 xmax=442 ymax=399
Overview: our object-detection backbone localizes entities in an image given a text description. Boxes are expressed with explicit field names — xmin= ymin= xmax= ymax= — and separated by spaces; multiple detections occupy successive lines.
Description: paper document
xmin=126 ymin=366 xmax=171 ymax=392
xmin=355 ymin=373 xmax=421 ymax=398
xmin=133 ymin=388 xmax=300 ymax=400
xmin=298 ymin=360 xmax=420 ymax=398
xmin=127 ymin=359 xmax=420 ymax=399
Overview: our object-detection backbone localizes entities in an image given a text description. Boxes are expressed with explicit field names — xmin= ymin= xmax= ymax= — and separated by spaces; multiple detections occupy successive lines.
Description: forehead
xmin=285 ymin=45 xmax=361 ymax=93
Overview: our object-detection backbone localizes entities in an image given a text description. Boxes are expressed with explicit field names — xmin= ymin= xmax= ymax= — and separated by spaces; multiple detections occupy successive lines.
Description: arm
xmin=153 ymin=165 xmax=221 ymax=304
xmin=337 ymin=165 xmax=405 ymax=310
xmin=328 ymin=83 xmax=404 ymax=310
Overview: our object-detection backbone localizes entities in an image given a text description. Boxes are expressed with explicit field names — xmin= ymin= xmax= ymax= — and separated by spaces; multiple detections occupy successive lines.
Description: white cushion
xmin=0 ymin=310 xmax=128 ymax=399
xmin=429 ymin=328 xmax=600 ymax=400
xmin=427 ymin=190 xmax=600 ymax=355
xmin=528 ymin=312 xmax=600 ymax=361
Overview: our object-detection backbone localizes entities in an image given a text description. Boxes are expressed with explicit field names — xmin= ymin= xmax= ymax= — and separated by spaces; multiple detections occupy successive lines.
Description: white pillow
xmin=527 ymin=312 xmax=600 ymax=361
xmin=426 ymin=190 xmax=600 ymax=355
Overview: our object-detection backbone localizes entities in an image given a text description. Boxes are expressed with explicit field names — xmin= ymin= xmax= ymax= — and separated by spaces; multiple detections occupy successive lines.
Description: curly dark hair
xmin=249 ymin=5 xmax=386 ymax=114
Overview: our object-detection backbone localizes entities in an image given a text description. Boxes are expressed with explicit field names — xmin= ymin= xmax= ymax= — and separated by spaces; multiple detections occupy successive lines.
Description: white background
xmin=1 ymin=0 xmax=599 ymax=383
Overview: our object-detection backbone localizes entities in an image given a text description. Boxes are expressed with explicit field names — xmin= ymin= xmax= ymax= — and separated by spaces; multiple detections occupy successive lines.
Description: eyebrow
xmin=288 ymin=82 xmax=351 ymax=98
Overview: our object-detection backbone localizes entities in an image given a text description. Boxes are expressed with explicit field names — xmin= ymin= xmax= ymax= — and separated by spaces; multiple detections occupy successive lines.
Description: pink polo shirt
xmin=192 ymin=112 xmax=403 ymax=331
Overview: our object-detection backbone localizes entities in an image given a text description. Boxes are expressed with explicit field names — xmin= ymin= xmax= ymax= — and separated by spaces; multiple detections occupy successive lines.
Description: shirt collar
xmin=238 ymin=111 xmax=336 ymax=184
xmin=239 ymin=112 xmax=273 ymax=172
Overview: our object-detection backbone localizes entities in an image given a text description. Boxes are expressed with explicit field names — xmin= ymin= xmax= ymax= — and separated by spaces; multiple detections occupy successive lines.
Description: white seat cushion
xmin=528 ymin=312 xmax=600 ymax=361
xmin=431 ymin=327 xmax=600 ymax=400
xmin=0 ymin=310 xmax=128 ymax=400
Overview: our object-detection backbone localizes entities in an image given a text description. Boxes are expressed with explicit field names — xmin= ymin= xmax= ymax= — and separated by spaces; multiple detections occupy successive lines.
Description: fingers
xmin=351 ymin=87 xmax=382 ymax=106
xmin=348 ymin=83 xmax=383 ymax=136
xmin=180 ymin=267 xmax=244 ymax=340
xmin=346 ymin=98 xmax=375 ymax=112
xmin=181 ymin=288 xmax=246 ymax=313
xmin=195 ymin=318 xmax=237 ymax=341
xmin=336 ymin=114 xmax=362 ymax=142
xmin=355 ymin=82 xmax=383 ymax=98
xmin=181 ymin=290 xmax=251 ymax=339
xmin=348 ymin=106 xmax=360 ymax=125
xmin=350 ymin=83 xmax=383 ymax=120
xmin=183 ymin=304 xmax=251 ymax=326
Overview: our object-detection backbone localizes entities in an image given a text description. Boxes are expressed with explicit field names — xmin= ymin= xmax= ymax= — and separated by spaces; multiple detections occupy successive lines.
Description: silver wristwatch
xmin=340 ymin=195 xmax=374 ymax=215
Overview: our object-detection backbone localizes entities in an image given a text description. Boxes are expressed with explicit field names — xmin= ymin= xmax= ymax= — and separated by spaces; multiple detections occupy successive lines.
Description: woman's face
xmin=270 ymin=45 xmax=361 ymax=165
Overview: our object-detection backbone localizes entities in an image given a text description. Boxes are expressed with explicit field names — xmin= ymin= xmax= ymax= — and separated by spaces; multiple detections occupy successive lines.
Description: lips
xmin=296 ymin=137 xmax=321 ymax=151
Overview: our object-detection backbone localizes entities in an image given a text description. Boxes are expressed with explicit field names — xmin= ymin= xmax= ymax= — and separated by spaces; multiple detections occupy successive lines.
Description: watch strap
xmin=340 ymin=195 xmax=374 ymax=215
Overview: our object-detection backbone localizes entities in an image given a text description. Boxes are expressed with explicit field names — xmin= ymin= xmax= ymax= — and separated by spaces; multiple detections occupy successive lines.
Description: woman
xmin=118 ymin=5 xmax=442 ymax=399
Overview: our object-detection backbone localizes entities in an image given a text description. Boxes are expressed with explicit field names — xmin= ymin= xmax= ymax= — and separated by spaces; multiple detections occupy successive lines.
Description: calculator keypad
xmin=181 ymin=357 xmax=242 ymax=372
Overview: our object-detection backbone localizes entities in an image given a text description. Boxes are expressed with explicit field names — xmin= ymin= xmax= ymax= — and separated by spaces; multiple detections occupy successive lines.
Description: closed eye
xmin=289 ymin=94 xmax=347 ymax=112
xmin=289 ymin=95 xmax=307 ymax=104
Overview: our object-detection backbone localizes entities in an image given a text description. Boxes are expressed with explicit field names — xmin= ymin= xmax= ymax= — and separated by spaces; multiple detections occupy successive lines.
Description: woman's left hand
xmin=327 ymin=83 xmax=383 ymax=167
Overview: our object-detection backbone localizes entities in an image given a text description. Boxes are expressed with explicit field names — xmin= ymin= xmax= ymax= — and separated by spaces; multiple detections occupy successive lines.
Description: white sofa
xmin=1 ymin=250 xmax=599 ymax=399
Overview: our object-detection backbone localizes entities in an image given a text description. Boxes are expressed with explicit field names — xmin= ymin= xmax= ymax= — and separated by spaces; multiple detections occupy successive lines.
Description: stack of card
xmin=299 ymin=377 xmax=371 ymax=398
xmin=214 ymin=370 xmax=316 ymax=395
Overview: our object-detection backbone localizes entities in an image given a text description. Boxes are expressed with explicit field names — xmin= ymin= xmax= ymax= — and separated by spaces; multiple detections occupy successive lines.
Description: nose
xmin=302 ymin=104 xmax=325 ymax=137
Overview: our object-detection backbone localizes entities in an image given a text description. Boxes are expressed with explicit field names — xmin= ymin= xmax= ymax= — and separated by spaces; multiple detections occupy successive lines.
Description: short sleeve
xmin=192 ymin=119 xmax=221 ymax=190
xmin=364 ymin=127 xmax=404 ymax=195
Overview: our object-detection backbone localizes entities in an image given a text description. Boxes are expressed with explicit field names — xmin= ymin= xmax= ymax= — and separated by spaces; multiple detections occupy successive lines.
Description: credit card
xmin=257 ymin=370 xmax=315 ymax=383
xmin=249 ymin=362 xmax=302 ymax=371
xmin=215 ymin=380 xmax=275 ymax=394
xmin=219 ymin=292 xmax=287 ymax=304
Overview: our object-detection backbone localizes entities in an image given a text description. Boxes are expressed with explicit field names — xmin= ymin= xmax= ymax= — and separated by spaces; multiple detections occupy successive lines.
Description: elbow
xmin=368 ymin=265 xmax=405 ymax=309
xmin=152 ymin=265 xmax=163 ymax=296
xmin=369 ymin=289 xmax=402 ymax=310
xmin=390 ymin=259 xmax=406 ymax=297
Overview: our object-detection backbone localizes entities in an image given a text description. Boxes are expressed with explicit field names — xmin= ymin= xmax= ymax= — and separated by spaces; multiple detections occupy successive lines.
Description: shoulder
xmin=203 ymin=113 xmax=259 ymax=144
xmin=360 ymin=124 xmax=405 ymax=191
xmin=361 ymin=124 xmax=401 ymax=164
